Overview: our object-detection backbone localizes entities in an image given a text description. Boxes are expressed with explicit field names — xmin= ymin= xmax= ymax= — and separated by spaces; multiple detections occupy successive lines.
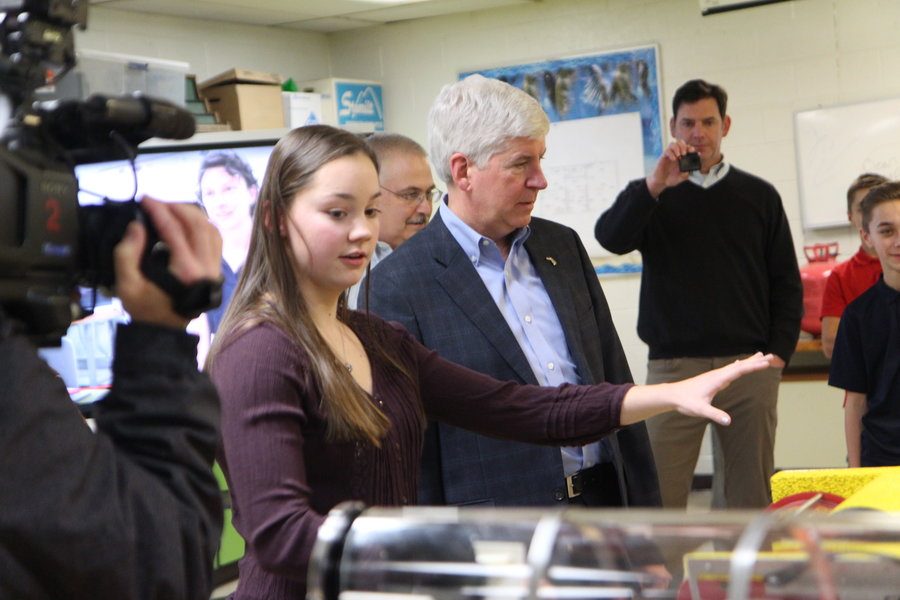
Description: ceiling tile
xmin=87 ymin=0 xmax=541 ymax=32
xmin=351 ymin=0 xmax=537 ymax=22
xmin=91 ymin=0 xmax=319 ymax=24
xmin=281 ymin=16 xmax=384 ymax=33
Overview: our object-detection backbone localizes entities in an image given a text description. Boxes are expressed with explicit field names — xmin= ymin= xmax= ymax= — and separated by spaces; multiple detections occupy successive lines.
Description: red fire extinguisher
xmin=800 ymin=243 xmax=839 ymax=336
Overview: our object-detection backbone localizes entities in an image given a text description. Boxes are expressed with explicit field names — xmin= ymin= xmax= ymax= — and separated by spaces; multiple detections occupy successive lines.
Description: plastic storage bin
xmin=282 ymin=91 xmax=323 ymax=128
xmin=71 ymin=50 xmax=189 ymax=106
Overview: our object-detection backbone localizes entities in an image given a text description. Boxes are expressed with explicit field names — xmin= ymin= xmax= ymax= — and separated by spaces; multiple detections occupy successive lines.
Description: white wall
xmin=326 ymin=0 xmax=900 ymax=263
xmin=75 ymin=7 xmax=333 ymax=84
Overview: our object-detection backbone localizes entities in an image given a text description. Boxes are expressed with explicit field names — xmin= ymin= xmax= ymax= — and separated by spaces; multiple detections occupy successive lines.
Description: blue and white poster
xmin=461 ymin=45 xmax=663 ymax=175
xmin=461 ymin=45 xmax=663 ymax=257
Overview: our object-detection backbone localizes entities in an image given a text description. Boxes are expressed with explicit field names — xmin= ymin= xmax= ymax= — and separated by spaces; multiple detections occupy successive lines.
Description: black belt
xmin=565 ymin=462 xmax=612 ymax=499
xmin=555 ymin=462 xmax=622 ymax=506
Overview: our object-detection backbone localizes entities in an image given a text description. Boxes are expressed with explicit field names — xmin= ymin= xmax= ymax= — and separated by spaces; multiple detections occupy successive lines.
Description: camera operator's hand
xmin=646 ymin=140 xmax=694 ymax=199
xmin=114 ymin=198 xmax=222 ymax=329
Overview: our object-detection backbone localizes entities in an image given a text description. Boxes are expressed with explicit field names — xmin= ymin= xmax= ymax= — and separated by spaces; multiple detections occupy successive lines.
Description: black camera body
xmin=678 ymin=151 xmax=701 ymax=172
xmin=0 ymin=1 xmax=211 ymax=345
xmin=0 ymin=143 xmax=80 ymax=342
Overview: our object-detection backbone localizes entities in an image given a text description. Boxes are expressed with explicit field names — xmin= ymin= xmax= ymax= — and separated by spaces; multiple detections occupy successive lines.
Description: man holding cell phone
xmin=595 ymin=79 xmax=802 ymax=510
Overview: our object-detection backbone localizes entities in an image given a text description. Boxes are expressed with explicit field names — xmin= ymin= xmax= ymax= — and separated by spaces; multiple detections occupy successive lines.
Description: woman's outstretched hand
xmin=620 ymin=353 xmax=776 ymax=426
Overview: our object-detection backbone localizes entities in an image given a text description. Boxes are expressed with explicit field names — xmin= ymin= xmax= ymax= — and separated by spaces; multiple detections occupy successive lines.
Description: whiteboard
xmin=795 ymin=97 xmax=900 ymax=229
xmin=533 ymin=112 xmax=644 ymax=257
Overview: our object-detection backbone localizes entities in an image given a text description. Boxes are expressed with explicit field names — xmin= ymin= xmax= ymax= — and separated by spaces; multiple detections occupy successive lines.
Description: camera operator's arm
xmin=91 ymin=198 xmax=224 ymax=598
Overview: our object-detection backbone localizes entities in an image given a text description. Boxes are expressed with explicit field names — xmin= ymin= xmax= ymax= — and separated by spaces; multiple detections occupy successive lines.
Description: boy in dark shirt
xmin=829 ymin=182 xmax=900 ymax=467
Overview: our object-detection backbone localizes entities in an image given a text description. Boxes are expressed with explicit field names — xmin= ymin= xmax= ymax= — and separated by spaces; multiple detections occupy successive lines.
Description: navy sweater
xmin=596 ymin=167 xmax=802 ymax=363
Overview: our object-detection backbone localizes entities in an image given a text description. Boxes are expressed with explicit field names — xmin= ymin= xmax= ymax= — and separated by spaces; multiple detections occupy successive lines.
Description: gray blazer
xmin=365 ymin=212 xmax=661 ymax=507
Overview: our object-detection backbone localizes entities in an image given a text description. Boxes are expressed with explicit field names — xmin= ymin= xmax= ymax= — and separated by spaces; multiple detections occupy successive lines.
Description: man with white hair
xmin=367 ymin=75 xmax=661 ymax=508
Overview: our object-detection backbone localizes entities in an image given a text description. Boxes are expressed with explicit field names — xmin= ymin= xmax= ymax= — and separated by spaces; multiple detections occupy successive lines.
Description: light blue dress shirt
xmin=440 ymin=202 xmax=602 ymax=476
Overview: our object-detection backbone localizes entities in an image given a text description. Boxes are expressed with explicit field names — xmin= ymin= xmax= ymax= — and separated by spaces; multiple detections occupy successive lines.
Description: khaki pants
xmin=645 ymin=355 xmax=782 ymax=509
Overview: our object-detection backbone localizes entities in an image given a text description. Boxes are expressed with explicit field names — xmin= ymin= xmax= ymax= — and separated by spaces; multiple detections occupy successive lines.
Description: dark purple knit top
xmin=213 ymin=313 xmax=630 ymax=600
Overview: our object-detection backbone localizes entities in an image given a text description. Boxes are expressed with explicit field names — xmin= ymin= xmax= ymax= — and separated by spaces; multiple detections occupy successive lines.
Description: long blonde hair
xmin=207 ymin=125 xmax=409 ymax=446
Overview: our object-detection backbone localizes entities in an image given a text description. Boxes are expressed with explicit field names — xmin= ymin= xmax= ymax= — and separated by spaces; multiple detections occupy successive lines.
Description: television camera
xmin=0 ymin=0 xmax=219 ymax=346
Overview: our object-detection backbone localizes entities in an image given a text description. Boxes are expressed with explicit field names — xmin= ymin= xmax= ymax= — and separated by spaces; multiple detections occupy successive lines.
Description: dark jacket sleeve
xmin=574 ymin=227 xmax=634 ymax=386
xmin=573 ymin=229 xmax=661 ymax=508
xmin=764 ymin=190 xmax=803 ymax=363
xmin=0 ymin=319 xmax=222 ymax=600
xmin=595 ymin=179 xmax=658 ymax=255
xmin=364 ymin=267 xmax=422 ymax=340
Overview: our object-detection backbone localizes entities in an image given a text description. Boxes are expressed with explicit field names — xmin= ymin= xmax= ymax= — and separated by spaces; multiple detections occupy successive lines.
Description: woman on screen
xmin=205 ymin=124 xmax=773 ymax=600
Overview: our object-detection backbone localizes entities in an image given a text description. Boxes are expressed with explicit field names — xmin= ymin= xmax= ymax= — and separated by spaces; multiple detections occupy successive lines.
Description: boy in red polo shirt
xmin=820 ymin=173 xmax=887 ymax=358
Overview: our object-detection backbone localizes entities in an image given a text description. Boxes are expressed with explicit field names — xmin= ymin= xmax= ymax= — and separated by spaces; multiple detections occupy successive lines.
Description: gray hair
xmin=427 ymin=74 xmax=549 ymax=184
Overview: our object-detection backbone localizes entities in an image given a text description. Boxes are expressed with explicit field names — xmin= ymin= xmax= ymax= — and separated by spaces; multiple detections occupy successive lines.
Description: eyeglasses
xmin=381 ymin=185 xmax=442 ymax=205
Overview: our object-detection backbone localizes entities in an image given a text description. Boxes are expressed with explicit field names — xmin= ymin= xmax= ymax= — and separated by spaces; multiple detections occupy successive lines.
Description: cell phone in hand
xmin=678 ymin=152 xmax=701 ymax=172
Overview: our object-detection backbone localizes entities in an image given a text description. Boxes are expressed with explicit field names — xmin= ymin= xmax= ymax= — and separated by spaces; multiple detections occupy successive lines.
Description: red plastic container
xmin=800 ymin=243 xmax=839 ymax=336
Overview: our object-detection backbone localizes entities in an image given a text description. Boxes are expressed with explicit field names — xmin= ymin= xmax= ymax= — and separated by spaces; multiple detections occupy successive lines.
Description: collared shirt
xmin=347 ymin=241 xmax=392 ymax=310
xmin=829 ymin=277 xmax=900 ymax=466
xmin=688 ymin=159 xmax=730 ymax=188
xmin=440 ymin=202 xmax=600 ymax=475
xmin=820 ymin=246 xmax=883 ymax=318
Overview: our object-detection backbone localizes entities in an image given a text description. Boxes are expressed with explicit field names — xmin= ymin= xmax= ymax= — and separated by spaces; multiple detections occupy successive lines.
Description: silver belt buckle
xmin=566 ymin=471 xmax=581 ymax=499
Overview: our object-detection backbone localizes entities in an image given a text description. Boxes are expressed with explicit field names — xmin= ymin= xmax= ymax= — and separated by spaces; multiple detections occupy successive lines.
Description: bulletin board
xmin=461 ymin=45 xmax=664 ymax=257
xmin=795 ymin=97 xmax=900 ymax=229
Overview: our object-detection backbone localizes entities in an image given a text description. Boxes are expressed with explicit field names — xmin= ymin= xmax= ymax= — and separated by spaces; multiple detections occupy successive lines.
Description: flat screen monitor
xmin=51 ymin=133 xmax=281 ymax=391
xmin=76 ymin=138 xmax=276 ymax=205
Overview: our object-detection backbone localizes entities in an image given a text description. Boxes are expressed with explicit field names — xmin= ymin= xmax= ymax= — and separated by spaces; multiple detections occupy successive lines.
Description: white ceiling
xmin=88 ymin=0 xmax=540 ymax=33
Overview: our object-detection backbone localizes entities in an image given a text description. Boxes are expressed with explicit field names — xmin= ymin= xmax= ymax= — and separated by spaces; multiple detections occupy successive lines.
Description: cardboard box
xmin=282 ymin=92 xmax=323 ymax=128
xmin=199 ymin=68 xmax=284 ymax=131
xmin=298 ymin=78 xmax=384 ymax=133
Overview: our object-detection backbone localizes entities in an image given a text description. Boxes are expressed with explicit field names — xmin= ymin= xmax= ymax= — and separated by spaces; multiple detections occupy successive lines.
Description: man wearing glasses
xmin=369 ymin=133 xmax=440 ymax=249
xmin=349 ymin=133 xmax=439 ymax=309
